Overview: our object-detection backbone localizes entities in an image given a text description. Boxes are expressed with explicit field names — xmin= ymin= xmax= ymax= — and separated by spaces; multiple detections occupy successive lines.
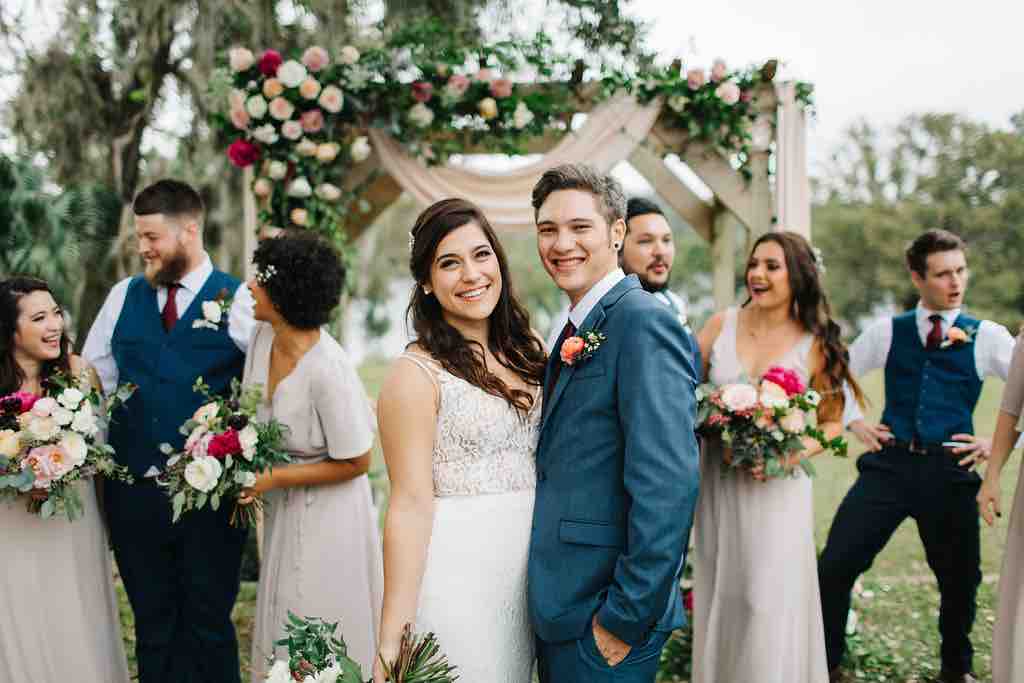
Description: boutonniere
xmin=192 ymin=288 xmax=233 ymax=331
xmin=560 ymin=329 xmax=607 ymax=366
xmin=940 ymin=325 xmax=978 ymax=349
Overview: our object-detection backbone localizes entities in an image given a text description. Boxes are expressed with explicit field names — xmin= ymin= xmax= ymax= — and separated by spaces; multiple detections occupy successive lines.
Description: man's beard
xmin=637 ymin=264 xmax=672 ymax=293
xmin=144 ymin=247 xmax=190 ymax=287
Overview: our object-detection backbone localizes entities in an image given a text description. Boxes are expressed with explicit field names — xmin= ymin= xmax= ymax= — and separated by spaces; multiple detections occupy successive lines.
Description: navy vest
xmin=880 ymin=310 xmax=983 ymax=444
xmin=108 ymin=272 xmax=245 ymax=477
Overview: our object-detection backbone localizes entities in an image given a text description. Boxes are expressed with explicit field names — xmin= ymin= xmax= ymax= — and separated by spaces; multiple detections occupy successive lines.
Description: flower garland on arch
xmin=211 ymin=20 xmax=577 ymax=243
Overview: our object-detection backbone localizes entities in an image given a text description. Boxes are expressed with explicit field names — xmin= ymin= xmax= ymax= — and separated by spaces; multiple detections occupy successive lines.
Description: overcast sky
xmin=635 ymin=0 xmax=1022 ymax=171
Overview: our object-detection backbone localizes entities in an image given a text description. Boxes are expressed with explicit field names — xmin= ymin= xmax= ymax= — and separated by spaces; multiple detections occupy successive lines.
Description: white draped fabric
xmin=774 ymin=82 xmax=812 ymax=238
xmin=367 ymin=95 xmax=662 ymax=232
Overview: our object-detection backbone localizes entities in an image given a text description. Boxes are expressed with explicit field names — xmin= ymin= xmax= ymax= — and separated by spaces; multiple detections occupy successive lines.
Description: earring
xmin=422 ymin=285 xmax=432 ymax=295
xmin=613 ymin=241 xmax=621 ymax=251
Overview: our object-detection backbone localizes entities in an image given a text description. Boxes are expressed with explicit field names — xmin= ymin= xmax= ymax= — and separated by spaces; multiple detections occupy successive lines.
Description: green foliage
xmin=273 ymin=612 xmax=363 ymax=682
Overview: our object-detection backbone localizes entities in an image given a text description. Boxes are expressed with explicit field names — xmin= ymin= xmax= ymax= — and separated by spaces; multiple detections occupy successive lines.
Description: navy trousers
xmin=106 ymin=479 xmax=247 ymax=683
xmin=536 ymin=628 xmax=670 ymax=683
xmin=817 ymin=446 xmax=982 ymax=675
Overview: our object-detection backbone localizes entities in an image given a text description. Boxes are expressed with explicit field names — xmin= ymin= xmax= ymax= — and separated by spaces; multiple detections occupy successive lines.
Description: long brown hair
xmin=0 ymin=276 xmax=72 ymax=396
xmin=745 ymin=232 xmax=864 ymax=417
xmin=407 ymin=198 xmax=546 ymax=414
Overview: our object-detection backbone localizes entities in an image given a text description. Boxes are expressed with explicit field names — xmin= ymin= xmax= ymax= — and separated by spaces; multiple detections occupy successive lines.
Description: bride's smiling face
xmin=746 ymin=241 xmax=792 ymax=309
xmin=13 ymin=290 xmax=65 ymax=363
xmin=428 ymin=222 xmax=502 ymax=327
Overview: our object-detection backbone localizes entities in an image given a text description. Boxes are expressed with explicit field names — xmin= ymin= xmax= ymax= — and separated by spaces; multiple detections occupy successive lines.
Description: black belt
xmin=889 ymin=439 xmax=954 ymax=457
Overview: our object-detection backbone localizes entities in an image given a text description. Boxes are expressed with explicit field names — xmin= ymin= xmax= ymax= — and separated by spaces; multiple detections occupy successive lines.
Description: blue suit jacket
xmin=528 ymin=275 xmax=701 ymax=646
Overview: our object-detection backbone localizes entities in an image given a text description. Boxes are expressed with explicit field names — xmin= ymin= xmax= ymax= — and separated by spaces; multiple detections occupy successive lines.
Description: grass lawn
xmin=114 ymin=363 xmax=1019 ymax=682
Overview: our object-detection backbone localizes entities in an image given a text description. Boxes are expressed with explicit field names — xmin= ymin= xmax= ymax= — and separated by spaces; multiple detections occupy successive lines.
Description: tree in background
xmin=814 ymin=111 xmax=1024 ymax=332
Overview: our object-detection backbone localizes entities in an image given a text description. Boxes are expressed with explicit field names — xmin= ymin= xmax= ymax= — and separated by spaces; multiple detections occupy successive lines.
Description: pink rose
xmin=560 ymin=336 xmax=585 ymax=365
xmin=445 ymin=74 xmax=470 ymax=98
xmin=489 ymin=78 xmax=513 ymax=99
xmin=719 ymin=383 xmax=759 ymax=412
xmin=268 ymin=96 xmax=295 ymax=120
xmin=227 ymin=139 xmax=260 ymax=168
xmin=300 ymin=108 xmax=324 ymax=133
xmin=779 ymin=410 xmax=807 ymax=434
xmin=252 ymin=177 xmax=273 ymax=197
xmin=263 ymin=78 xmax=284 ymax=99
xmin=411 ymin=81 xmax=434 ymax=103
xmin=281 ymin=120 xmax=303 ymax=140
xmin=298 ymin=78 xmax=322 ymax=100
xmin=229 ymin=47 xmax=255 ymax=72
xmin=687 ymin=68 xmax=706 ymax=90
xmin=318 ymin=85 xmax=344 ymax=113
xmin=229 ymin=107 xmax=250 ymax=130
xmin=762 ymin=366 xmax=806 ymax=396
xmin=301 ymin=46 xmax=329 ymax=72
xmin=710 ymin=59 xmax=728 ymax=82
xmin=474 ymin=68 xmax=494 ymax=82
xmin=2 ymin=391 xmax=39 ymax=414
xmin=258 ymin=49 xmax=283 ymax=77
xmin=755 ymin=411 xmax=775 ymax=430
xmin=715 ymin=80 xmax=741 ymax=105
xmin=290 ymin=208 xmax=308 ymax=226
xmin=24 ymin=444 xmax=73 ymax=488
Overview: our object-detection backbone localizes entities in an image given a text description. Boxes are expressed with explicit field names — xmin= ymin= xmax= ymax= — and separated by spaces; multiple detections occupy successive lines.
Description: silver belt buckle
xmin=908 ymin=439 xmax=927 ymax=455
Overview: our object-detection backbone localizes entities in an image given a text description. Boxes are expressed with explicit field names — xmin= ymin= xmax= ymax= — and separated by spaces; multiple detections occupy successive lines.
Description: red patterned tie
xmin=546 ymin=320 xmax=577 ymax=401
xmin=926 ymin=314 xmax=943 ymax=350
xmin=162 ymin=283 xmax=181 ymax=332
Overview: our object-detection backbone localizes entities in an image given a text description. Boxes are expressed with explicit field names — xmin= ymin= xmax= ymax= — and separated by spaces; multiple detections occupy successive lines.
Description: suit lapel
xmin=541 ymin=304 xmax=608 ymax=431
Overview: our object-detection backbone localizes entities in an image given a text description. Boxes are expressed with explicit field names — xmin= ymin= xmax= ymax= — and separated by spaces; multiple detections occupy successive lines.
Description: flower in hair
xmin=812 ymin=246 xmax=826 ymax=274
xmin=408 ymin=230 xmax=416 ymax=253
xmin=255 ymin=264 xmax=278 ymax=285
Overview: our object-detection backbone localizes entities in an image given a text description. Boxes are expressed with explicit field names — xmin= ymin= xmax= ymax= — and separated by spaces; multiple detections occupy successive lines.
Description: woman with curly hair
xmin=0 ymin=276 xmax=131 ymax=683
xmin=238 ymin=233 xmax=381 ymax=679
xmin=373 ymin=198 xmax=547 ymax=682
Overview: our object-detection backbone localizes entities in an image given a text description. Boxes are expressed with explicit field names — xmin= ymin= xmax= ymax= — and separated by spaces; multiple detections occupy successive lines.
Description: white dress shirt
xmin=842 ymin=302 xmax=1016 ymax=426
xmin=654 ymin=289 xmax=692 ymax=333
xmin=545 ymin=269 xmax=626 ymax=351
xmin=83 ymin=254 xmax=256 ymax=394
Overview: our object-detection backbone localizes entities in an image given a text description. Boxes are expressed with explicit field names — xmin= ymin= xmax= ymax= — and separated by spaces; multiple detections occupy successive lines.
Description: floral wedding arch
xmin=213 ymin=20 xmax=813 ymax=308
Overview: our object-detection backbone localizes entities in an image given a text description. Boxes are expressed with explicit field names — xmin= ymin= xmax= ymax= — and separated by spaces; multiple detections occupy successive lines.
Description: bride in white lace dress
xmin=374 ymin=199 xmax=547 ymax=683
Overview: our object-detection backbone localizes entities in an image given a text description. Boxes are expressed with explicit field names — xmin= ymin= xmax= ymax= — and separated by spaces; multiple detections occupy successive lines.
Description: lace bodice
xmin=401 ymin=353 xmax=539 ymax=497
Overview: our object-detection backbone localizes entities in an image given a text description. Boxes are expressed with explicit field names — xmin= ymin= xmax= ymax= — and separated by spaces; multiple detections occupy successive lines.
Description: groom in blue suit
xmin=528 ymin=164 xmax=701 ymax=682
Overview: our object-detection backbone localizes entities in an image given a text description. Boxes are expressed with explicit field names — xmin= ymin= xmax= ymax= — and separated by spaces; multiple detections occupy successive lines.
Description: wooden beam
xmin=343 ymin=172 xmax=403 ymax=243
xmin=711 ymin=205 xmax=737 ymax=310
xmin=627 ymin=145 xmax=713 ymax=241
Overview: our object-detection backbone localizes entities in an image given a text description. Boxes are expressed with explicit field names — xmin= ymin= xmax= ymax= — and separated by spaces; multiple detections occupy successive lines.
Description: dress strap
xmin=398 ymin=352 xmax=442 ymax=394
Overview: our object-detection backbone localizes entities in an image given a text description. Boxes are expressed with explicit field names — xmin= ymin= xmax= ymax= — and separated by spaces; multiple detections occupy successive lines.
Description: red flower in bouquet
xmin=683 ymin=588 xmax=694 ymax=613
xmin=258 ymin=49 xmax=283 ymax=76
xmin=762 ymin=366 xmax=805 ymax=397
xmin=227 ymin=139 xmax=261 ymax=168
xmin=411 ymin=80 xmax=434 ymax=103
xmin=207 ymin=429 xmax=242 ymax=459
xmin=1 ymin=391 xmax=38 ymax=414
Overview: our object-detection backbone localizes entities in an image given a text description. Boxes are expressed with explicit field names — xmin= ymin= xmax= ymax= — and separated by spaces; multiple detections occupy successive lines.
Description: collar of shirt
xmin=169 ymin=253 xmax=213 ymax=295
xmin=568 ymin=268 xmax=625 ymax=329
xmin=915 ymin=301 xmax=960 ymax=336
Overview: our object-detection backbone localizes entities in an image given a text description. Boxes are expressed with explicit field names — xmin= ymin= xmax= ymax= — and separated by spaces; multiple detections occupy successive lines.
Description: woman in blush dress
xmin=0 ymin=276 xmax=131 ymax=683
xmin=373 ymin=199 xmax=546 ymax=683
xmin=978 ymin=332 xmax=1024 ymax=683
xmin=239 ymin=234 xmax=382 ymax=679
xmin=692 ymin=232 xmax=863 ymax=683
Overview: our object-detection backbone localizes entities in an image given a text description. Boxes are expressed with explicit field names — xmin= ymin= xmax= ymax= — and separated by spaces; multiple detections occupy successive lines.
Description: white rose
xmin=252 ymin=123 xmax=279 ymax=144
xmin=201 ymin=300 xmax=223 ymax=324
xmin=235 ymin=470 xmax=257 ymax=488
xmin=719 ymin=383 xmax=758 ymax=412
xmin=229 ymin=47 xmax=255 ymax=72
xmin=185 ymin=424 xmax=208 ymax=454
xmin=779 ymin=410 xmax=807 ymax=434
xmin=512 ymin=101 xmax=534 ymax=129
xmin=0 ymin=429 xmax=20 ymax=458
xmin=315 ymin=183 xmax=341 ymax=201
xmin=59 ymin=431 xmax=88 ymax=466
xmin=32 ymin=397 xmax=57 ymax=417
xmin=771 ymin=429 xmax=785 ymax=442
xmin=315 ymin=665 xmax=341 ymax=683
xmin=265 ymin=660 xmax=292 ymax=683
xmin=192 ymin=402 xmax=220 ymax=427
xmin=759 ymin=380 xmax=790 ymax=409
xmin=350 ymin=135 xmax=371 ymax=162
xmin=281 ymin=120 xmax=303 ymax=140
xmin=287 ymin=177 xmax=313 ymax=198
xmin=316 ymin=142 xmax=340 ymax=163
xmin=276 ymin=60 xmax=308 ymax=89
xmin=183 ymin=455 xmax=223 ymax=493
xmin=268 ymin=160 xmax=288 ymax=180
xmin=245 ymin=95 xmax=268 ymax=119
xmin=28 ymin=416 xmax=60 ymax=441
xmin=57 ymin=387 xmax=84 ymax=410
xmin=668 ymin=94 xmax=689 ymax=113
xmin=805 ymin=389 xmax=821 ymax=407
xmin=238 ymin=425 xmax=258 ymax=461
xmin=70 ymin=402 xmax=98 ymax=436
xmin=408 ymin=102 xmax=435 ymax=128
xmin=296 ymin=137 xmax=318 ymax=157
xmin=51 ymin=406 xmax=73 ymax=427
xmin=338 ymin=45 xmax=360 ymax=65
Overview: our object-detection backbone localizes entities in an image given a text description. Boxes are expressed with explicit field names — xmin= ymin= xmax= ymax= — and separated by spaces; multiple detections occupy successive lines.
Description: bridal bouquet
xmin=264 ymin=614 xmax=458 ymax=683
xmin=696 ymin=365 xmax=847 ymax=479
xmin=0 ymin=377 xmax=136 ymax=520
xmin=157 ymin=377 xmax=289 ymax=528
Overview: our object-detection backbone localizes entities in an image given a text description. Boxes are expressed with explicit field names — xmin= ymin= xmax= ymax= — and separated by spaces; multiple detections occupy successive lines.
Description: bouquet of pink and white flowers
xmin=0 ymin=377 xmax=135 ymax=520
xmin=158 ymin=377 xmax=289 ymax=528
xmin=696 ymin=365 xmax=847 ymax=479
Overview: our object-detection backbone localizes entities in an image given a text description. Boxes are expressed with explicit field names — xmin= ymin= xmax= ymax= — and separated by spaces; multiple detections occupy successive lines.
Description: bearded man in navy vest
xmin=818 ymin=229 xmax=1015 ymax=683
xmin=84 ymin=180 xmax=255 ymax=683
